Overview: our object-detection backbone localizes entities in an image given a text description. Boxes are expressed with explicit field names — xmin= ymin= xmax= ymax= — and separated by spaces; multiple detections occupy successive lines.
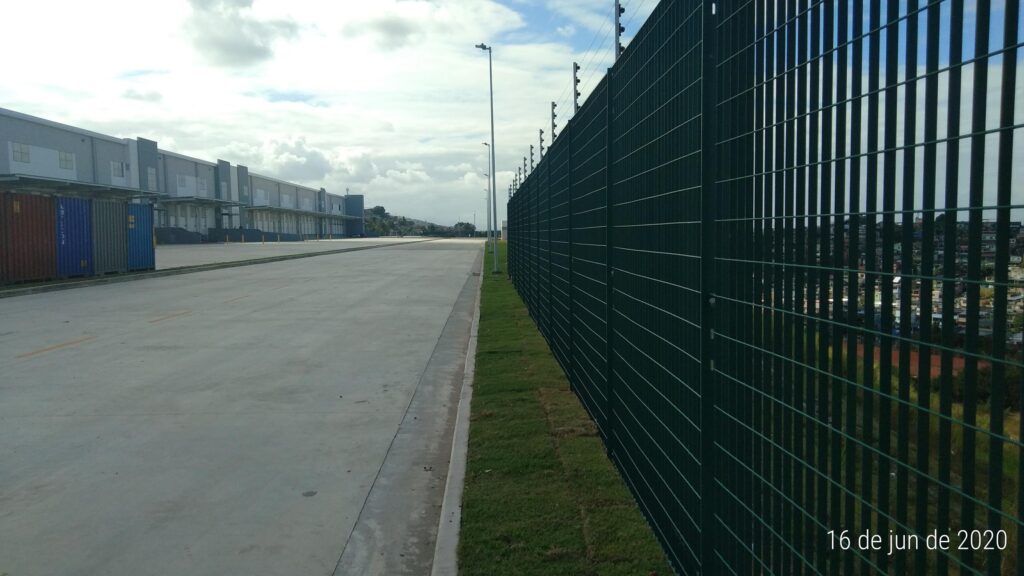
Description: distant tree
xmin=366 ymin=218 xmax=387 ymax=235
xmin=452 ymin=222 xmax=476 ymax=237
xmin=363 ymin=204 xmax=449 ymax=237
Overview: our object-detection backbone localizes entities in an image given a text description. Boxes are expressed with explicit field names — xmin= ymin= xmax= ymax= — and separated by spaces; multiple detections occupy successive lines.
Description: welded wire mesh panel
xmin=508 ymin=196 xmax=514 ymax=282
xmin=707 ymin=1 xmax=763 ymax=574
xmin=516 ymin=194 xmax=523 ymax=285
xmin=537 ymin=155 xmax=552 ymax=342
xmin=548 ymin=135 xmax=572 ymax=372
xmin=568 ymin=76 xmax=611 ymax=435
xmin=506 ymin=1 xmax=1021 ymax=573
xmin=536 ymin=176 xmax=544 ymax=320
xmin=510 ymin=194 xmax=516 ymax=283
xmin=608 ymin=0 xmax=705 ymax=571
xmin=510 ymin=194 xmax=518 ymax=285
xmin=536 ymin=175 xmax=544 ymax=317
xmin=517 ymin=182 xmax=528 ymax=308
xmin=518 ymin=193 xmax=524 ymax=289
xmin=711 ymin=0 xmax=1024 ymax=574
xmin=526 ymin=177 xmax=538 ymax=319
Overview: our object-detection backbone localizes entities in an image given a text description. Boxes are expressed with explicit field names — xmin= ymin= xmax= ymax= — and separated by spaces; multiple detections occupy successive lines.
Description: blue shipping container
xmin=55 ymin=197 xmax=93 ymax=278
xmin=127 ymin=203 xmax=155 ymax=271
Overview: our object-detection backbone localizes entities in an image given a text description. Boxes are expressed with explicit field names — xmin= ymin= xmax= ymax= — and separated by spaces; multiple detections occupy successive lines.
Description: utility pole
xmin=551 ymin=102 xmax=558 ymax=141
xmin=573 ymin=62 xmax=581 ymax=113
xmin=615 ymin=0 xmax=625 ymax=60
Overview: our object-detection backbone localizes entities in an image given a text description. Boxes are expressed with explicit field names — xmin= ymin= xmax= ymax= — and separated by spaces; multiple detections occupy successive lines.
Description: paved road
xmin=0 ymin=239 xmax=483 ymax=576
xmin=155 ymin=237 xmax=417 ymax=270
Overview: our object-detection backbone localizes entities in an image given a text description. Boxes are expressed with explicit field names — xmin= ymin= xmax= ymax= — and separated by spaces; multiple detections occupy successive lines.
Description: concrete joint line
xmin=0 ymin=239 xmax=437 ymax=300
xmin=430 ymin=248 xmax=484 ymax=576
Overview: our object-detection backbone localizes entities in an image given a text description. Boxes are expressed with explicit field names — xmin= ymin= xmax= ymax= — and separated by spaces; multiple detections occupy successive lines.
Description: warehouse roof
xmin=246 ymin=204 xmax=360 ymax=220
xmin=0 ymin=174 xmax=160 ymax=198
xmin=157 ymin=196 xmax=243 ymax=207
xmin=158 ymin=149 xmax=217 ymax=167
xmin=248 ymin=172 xmax=321 ymax=195
xmin=0 ymin=108 xmax=127 ymax=145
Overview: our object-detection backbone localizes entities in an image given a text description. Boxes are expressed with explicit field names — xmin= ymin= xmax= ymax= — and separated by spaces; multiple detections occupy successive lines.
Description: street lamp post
xmin=483 ymin=142 xmax=492 ymax=247
xmin=476 ymin=42 xmax=500 ymax=273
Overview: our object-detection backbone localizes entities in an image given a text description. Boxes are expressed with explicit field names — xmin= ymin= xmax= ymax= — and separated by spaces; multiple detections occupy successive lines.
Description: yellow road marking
xmin=148 ymin=310 xmax=192 ymax=324
xmin=17 ymin=335 xmax=96 ymax=359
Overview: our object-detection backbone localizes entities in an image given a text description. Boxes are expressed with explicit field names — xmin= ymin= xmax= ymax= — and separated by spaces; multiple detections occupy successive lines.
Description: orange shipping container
xmin=0 ymin=192 xmax=56 ymax=284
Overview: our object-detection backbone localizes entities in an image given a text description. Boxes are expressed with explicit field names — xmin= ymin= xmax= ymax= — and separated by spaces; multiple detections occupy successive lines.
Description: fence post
xmin=507 ymin=197 xmax=512 ymax=282
xmin=699 ymin=2 xmax=719 ymax=573
xmin=604 ymin=69 xmax=616 ymax=455
xmin=546 ymin=139 xmax=553 ymax=346
xmin=567 ymin=116 xmax=575 ymax=394
xmin=507 ymin=195 xmax=512 ymax=279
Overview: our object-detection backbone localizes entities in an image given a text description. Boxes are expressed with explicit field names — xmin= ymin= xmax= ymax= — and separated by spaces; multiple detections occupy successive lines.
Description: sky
xmin=0 ymin=0 xmax=657 ymax=227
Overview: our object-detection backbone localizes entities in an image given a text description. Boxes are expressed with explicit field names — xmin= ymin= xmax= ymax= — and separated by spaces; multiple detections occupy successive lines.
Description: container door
xmin=56 ymin=197 xmax=93 ymax=278
xmin=93 ymin=200 xmax=128 ymax=274
xmin=127 ymin=204 xmax=155 ymax=271
xmin=2 ymin=193 xmax=56 ymax=283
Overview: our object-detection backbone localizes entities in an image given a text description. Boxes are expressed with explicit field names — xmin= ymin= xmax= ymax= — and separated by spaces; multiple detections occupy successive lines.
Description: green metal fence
xmin=507 ymin=0 xmax=1023 ymax=574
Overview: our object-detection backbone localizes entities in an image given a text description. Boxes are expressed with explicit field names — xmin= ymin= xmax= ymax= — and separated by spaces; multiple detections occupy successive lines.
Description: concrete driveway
xmin=0 ymin=239 xmax=483 ymax=576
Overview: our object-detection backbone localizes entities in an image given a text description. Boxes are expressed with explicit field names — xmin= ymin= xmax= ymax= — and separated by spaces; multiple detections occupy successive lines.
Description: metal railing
xmin=507 ymin=1 xmax=1022 ymax=574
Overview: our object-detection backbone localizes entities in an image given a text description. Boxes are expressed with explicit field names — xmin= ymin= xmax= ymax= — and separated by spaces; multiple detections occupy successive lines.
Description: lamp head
xmin=475 ymin=43 xmax=490 ymax=51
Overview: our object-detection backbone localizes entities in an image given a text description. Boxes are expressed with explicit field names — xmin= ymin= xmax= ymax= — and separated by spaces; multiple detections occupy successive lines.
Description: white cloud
xmin=183 ymin=0 xmax=300 ymax=67
xmin=122 ymin=89 xmax=163 ymax=103
xmin=0 ymin=0 xmax=654 ymax=226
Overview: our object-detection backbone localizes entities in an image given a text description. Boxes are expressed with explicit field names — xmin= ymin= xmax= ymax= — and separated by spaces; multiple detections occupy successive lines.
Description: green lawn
xmin=459 ymin=241 xmax=671 ymax=575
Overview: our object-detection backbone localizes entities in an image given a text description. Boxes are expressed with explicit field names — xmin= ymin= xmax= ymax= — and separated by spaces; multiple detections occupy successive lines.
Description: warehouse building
xmin=324 ymin=192 xmax=346 ymax=237
xmin=343 ymin=193 xmax=365 ymax=237
xmin=0 ymin=108 xmax=157 ymax=200
xmin=1 ymin=107 xmax=366 ymax=247
xmin=156 ymin=149 xmax=242 ymax=242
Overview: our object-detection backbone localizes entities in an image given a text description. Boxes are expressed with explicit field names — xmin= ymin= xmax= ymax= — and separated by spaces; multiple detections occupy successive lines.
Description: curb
xmin=0 ymin=239 xmax=435 ymax=300
xmin=430 ymin=248 xmax=484 ymax=576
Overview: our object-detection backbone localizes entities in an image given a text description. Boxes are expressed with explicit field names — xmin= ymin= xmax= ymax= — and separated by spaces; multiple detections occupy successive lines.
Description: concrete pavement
xmin=155 ymin=237 xmax=416 ymax=270
xmin=0 ymin=239 xmax=483 ymax=576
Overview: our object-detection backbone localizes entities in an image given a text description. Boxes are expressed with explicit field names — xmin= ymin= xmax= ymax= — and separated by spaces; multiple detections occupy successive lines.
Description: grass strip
xmin=459 ymin=242 xmax=671 ymax=575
